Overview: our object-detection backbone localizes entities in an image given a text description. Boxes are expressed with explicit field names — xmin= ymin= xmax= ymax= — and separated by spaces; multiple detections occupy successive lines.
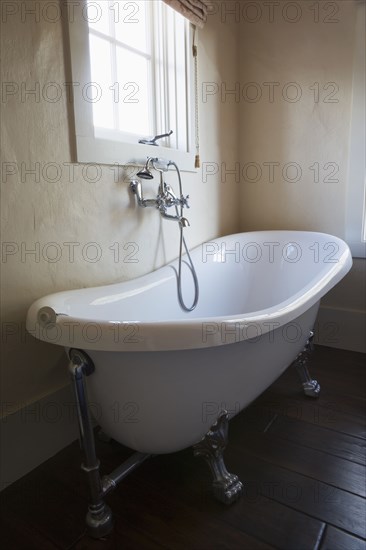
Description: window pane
xmin=114 ymin=0 xmax=149 ymax=54
xmin=161 ymin=5 xmax=188 ymax=151
xmin=88 ymin=35 xmax=114 ymax=130
xmin=116 ymin=47 xmax=152 ymax=136
xmin=174 ymin=14 xmax=188 ymax=151
xmin=166 ymin=6 xmax=177 ymax=147
xmin=86 ymin=1 xmax=110 ymax=36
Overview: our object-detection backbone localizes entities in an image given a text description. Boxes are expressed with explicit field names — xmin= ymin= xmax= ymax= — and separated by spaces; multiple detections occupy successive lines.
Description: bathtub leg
xmin=294 ymin=331 xmax=321 ymax=398
xmin=69 ymin=350 xmax=113 ymax=539
xmin=193 ymin=411 xmax=243 ymax=505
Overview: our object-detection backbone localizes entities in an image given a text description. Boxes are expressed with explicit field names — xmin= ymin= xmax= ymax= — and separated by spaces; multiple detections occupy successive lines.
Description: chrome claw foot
xmin=294 ymin=331 xmax=321 ymax=398
xmin=86 ymin=503 xmax=113 ymax=539
xmin=193 ymin=410 xmax=243 ymax=505
xmin=212 ymin=469 xmax=243 ymax=505
xmin=303 ymin=379 xmax=321 ymax=398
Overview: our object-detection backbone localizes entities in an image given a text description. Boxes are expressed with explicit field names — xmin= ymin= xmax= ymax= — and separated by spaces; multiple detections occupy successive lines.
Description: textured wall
xmin=0 ymin=2 xmax=240 ymax=412
xmin=236 ymin=0 xmax=365 ymax=350
xmin=238 ymin=0 xmax=357 ymax=235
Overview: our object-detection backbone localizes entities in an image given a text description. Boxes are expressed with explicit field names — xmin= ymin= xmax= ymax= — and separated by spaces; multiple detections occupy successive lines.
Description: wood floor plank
xmin=265 ymin=375 xmax=366 ymax=419
xmin=258 ymin=391 xmax=366 ymax=440
xmin=0 ymin=516 xmax=61 ymax=550
xmin=1 ymin=345 xmax=365 ymax=548
xmin=72 ymin=520 xmax=171 ymax=550
xmin=234 ymin=428 xmax=366 ymax=497
xmin=113 ymin=482 xmax=276 ymax=550
xmin=320 ymin=525 xmax=366 ymax=550
xmin=0 ymin=468 xmax=86 ymax=549
xmin=264 ymin=415 xmax=366 ymax=466
xmin=90 ymin=450 xmax=277 ymax=550
xmin=273 ymin=369 xmax=366 ymax=402
xmin=217 ymin=493 xmax=326 ymax=550
xmin=127 ymin=450 xmax=326 ymax=550
xmin=48 ymin=442 xmax=276 ymax=550
xmin=268 ymin=346 xmax=366 ymax=400
xmin=310 ymin=346 xmax=366 ymax=374
xmin=227 ymin=450 xmax=366 ymax=539
xmin=229 ymin=404 xmax=277 ymax=437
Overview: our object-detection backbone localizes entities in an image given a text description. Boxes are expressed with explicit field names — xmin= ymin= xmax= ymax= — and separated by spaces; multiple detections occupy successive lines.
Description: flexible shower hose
xmin=169 ymin=161 xmax=199 ymax=312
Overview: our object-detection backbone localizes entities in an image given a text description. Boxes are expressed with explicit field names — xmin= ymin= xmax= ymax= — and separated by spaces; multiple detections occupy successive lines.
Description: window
xmin=346 ymin=0 xmax=366 ymax=258
xmin=68 ymin=0 xmax=195 ymax=170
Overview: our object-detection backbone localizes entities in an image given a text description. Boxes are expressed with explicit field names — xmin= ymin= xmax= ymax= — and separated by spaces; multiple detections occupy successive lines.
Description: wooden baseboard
xmin=315 ymin=305 xmax=366 ymax=353
xmin=0 ymin=385 xmax=79 ymax=491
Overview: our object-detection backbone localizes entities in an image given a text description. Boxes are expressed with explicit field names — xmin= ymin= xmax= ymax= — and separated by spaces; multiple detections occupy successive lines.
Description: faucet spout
xmin=158 ymin=207 xmax=190 ymax=227
xmin=179 ymin=217 xmax=190 ymax=228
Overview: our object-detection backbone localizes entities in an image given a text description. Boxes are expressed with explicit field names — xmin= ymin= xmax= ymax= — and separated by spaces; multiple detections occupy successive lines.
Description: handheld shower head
xmin=136 ymin=167 xmax=154 ymax=180
xmin=136 ymin=158 xmax=154 ymax=180
xmin=136 ymin=157 xmax=171 ymax=180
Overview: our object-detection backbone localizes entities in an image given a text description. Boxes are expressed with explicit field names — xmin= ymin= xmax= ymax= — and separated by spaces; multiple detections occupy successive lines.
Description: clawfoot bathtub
xmin=26 ymin=231 xmax=352 ymax=536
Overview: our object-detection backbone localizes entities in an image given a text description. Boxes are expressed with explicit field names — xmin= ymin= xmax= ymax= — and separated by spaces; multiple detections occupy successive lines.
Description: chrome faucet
xmin=130 ymin=157 xmax=199 ymax=312
xmin=130 ymin=157 xmax=190 ymax=227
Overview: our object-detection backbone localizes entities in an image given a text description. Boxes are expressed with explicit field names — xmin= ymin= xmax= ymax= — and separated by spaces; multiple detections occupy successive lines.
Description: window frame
xmin=345 ymin=0 xmax=366 ymax=258
xmin=67 ymin=0 xmax=196 ymax=172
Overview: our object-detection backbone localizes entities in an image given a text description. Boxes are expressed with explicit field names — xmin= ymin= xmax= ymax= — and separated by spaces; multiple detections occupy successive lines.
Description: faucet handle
xmin=181 ymin=194 xmax=190 ymax=208
xmin=139 ymin=130 xmax=173 ymax=146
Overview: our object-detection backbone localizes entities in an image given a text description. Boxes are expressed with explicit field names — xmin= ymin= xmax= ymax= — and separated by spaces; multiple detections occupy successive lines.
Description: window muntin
xmin=346 ymin=0 xmax=366 ymax=258
xmin=68 ymin=0 xmax=195 ymax=169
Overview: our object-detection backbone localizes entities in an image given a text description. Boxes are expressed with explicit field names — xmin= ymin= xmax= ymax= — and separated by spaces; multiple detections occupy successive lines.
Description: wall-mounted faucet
xmin=130 ymin=157 xmax=199 ymax=312
xmin=130 ymin=157 xmax=190 ymax=228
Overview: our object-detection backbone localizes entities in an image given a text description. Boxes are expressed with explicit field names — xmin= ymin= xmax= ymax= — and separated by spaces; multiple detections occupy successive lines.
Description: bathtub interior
xmin=40 ymin=232 xmax=350 ymax=322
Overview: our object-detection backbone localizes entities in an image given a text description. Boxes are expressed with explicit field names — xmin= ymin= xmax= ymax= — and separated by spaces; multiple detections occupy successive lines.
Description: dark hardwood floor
xmin=1 ymin=346 xmax=365 ymax=549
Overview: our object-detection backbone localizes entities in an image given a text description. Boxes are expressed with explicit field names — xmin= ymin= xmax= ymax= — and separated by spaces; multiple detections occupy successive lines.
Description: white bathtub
xmin=26 ymin=231 xmax=352 ymax=454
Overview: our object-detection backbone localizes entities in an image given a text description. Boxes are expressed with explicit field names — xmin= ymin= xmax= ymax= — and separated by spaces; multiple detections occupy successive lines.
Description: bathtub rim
xmin=25 ymin=230 xmax=352 ymax=352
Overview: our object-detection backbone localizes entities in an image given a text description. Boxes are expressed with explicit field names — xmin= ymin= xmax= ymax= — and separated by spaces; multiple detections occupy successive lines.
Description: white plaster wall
xmin=0 ymin=2 xmax=239 ymax=412
xmin=238 ymin=0 xmax=357 ymax=235
xmin=237 ymin=0 xmax=365 ymax=350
